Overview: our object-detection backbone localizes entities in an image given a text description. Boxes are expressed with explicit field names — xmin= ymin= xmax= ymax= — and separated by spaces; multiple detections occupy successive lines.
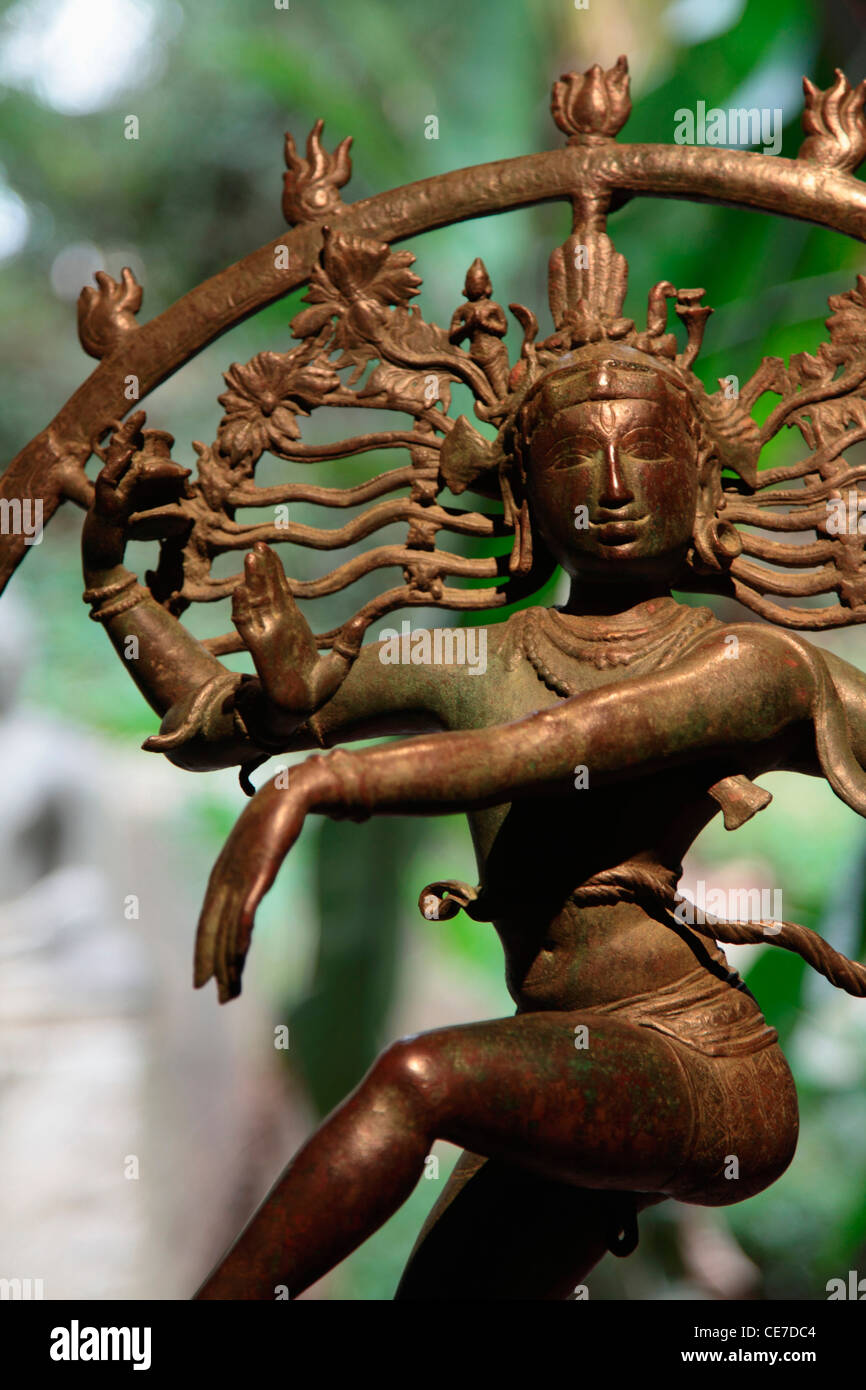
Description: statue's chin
xmin=563 ymin=549 xmax=688 ymax=587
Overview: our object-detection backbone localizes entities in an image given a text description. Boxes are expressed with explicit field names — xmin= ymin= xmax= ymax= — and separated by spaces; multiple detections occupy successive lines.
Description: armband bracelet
xmin=83 ymin=574 xmax=148 ymax=622
xmin=317 ymin=746 xmax=374 ymax=821
xmin=331 ymin=631 xmax=365 ymax=662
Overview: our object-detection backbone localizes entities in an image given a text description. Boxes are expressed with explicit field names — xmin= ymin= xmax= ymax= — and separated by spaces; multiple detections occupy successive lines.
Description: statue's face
xmin=524 ymin=371 xmax=699 ymax=584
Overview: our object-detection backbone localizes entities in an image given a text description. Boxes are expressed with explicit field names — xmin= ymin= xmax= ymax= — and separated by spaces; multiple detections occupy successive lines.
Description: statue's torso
xmin=444 ymin=602 xmax=765 ymax=1014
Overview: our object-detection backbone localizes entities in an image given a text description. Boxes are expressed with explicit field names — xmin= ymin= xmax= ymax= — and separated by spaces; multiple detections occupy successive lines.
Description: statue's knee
xmin=374 ymin=1035 xmax=446 ymax=1108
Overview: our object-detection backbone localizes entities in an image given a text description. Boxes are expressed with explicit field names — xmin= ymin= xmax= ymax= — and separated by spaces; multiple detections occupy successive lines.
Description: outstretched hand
xmin=194 ymin=759 xmax=332 ymax=1002
xmin=82 ymin=412 xmax=190 ymax=574
xmin=232 ymin=541 xmax=367 ymax=725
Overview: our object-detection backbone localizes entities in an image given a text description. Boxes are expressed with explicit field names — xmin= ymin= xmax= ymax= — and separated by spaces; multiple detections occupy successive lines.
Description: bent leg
xmin=195 ymin=1010 xmax=696 ymax=1300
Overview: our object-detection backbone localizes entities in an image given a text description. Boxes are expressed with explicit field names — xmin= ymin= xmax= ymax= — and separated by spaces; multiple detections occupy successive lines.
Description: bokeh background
xmin=2 ymin=0 xmax=866 ymax=1300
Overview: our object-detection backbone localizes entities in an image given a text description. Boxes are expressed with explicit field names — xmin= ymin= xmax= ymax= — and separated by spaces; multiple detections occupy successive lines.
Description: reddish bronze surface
xmin=9 ymin=57 xmax=866 ymax=1299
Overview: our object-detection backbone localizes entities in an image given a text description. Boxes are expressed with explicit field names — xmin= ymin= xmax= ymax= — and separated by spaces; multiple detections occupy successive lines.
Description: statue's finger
xmin=194 ymin=879 xmax=229 ymax=988
xmin=231 ymin=584 xmax=252 ymax=625
xmin=243 ymin=544 xmax=271 ymax=596
xmin=215 ymin=891 xmax=237 ymax=1004
xmin=261 ymin=543 xmax=289 ymax=604
xmin=223 ymin=913 xmax=254 ymax=1002
xmin=98 ymin=412 xmax=146 ymax=486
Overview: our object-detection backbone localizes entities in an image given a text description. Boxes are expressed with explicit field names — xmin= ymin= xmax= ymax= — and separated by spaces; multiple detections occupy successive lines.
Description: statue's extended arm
xmin=81 ymin=447 xmax=242 ymax=764
xmin=82 ymin=432 xmax=449 ymax=771
xmin=198 ymin=622 xmax=866 ymax=1000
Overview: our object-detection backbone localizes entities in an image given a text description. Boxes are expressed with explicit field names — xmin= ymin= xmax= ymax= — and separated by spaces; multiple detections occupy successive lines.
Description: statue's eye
xmin=619 ymin=431 xmax=672 ymax=462
xmin=547 ymin=435 xmax=601 ymax=470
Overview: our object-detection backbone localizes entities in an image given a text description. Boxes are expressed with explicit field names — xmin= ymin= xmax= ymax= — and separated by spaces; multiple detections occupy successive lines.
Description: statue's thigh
xmin=404 ymin=1009 xmax=699 ymax=1190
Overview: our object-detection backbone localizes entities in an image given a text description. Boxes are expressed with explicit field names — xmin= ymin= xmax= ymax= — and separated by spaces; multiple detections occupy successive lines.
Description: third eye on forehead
xmin=553 ymin=398 xmax=666 ymax=428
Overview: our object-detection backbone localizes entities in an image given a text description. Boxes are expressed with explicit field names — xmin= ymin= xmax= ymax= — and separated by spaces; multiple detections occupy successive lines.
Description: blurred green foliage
xmin=3 ymin=0 xmax=866 ymax=1300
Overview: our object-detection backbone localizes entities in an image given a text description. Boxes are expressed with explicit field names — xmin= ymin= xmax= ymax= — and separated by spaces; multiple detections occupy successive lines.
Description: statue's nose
xmin=598 ymin=442 xmax=634 ymax=507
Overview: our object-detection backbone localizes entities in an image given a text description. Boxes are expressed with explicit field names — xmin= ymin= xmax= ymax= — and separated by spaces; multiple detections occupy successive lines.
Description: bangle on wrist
xmin=316 ymin=746 xmax=373 ymax=821
xmin=83 ymin=573 xmax=148 ymax=622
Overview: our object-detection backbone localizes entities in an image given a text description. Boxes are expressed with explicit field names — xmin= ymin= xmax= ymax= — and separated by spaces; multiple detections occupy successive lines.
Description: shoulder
xmin=677 ymin=618 xmax=815 ymax=662
xmin=671 ymin=620 xmax=835 ymax=709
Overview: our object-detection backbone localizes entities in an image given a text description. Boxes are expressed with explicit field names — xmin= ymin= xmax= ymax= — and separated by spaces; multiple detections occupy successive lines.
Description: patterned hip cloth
xmin=591 ymin=964 xmax=799 ymax=1205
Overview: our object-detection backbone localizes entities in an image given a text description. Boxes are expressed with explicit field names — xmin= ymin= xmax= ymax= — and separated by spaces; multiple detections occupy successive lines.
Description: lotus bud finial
xmin=551 ymin=55 xmax=631 ymax=143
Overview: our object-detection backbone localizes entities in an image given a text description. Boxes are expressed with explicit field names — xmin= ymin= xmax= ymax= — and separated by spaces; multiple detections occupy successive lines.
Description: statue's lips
xmin=591 ymin=516 xmax=648 ymax=545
